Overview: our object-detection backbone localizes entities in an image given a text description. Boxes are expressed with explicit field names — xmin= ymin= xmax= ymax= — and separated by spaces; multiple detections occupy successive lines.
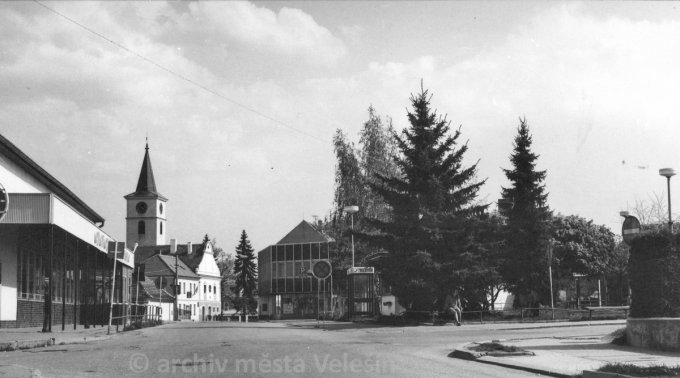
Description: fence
xmin=109 ymin=303 xmax=162 ymax=332
xmin=396 ymin=306 xmax=626 ymax=325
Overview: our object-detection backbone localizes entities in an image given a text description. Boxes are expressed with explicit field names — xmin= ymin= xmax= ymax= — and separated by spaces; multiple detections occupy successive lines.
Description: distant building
xmin=0 ymin=132 xmax=129 ymax=329
xmin=126 ymin=142 xmax=221 ymax=321
xmin=257 ymin=221 xmax=334 ymax=319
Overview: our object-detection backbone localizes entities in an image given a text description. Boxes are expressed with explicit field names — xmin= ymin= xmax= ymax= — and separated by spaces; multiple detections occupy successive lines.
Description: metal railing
xmin=109 ymin=303 xmax=162 ymax=332
xmin=393 ymin=306 xmax=627 ymax=325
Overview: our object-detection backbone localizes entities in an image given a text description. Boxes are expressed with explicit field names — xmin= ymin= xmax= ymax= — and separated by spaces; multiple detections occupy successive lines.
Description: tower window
xmin=160 ymin=221 xmax=163 ymax=235
xmin=138 ymin=220 xmax=146 ymax=235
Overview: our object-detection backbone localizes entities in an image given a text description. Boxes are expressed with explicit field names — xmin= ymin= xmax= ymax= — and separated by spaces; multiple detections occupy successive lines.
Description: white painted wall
xmin=0 ymin=153 xmax=49 ymax=194
xmin=0 ymin=227 xmax=18 ymax=321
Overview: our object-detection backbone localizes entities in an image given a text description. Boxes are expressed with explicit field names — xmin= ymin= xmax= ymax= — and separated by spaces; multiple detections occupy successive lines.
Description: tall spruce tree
xmin=233 ymin=230 xmax=257 ymax=315
xmin=500 ymin=118 xmax=551 ymax=305
xmin=367 ymin=86 xmax=486 ymax=309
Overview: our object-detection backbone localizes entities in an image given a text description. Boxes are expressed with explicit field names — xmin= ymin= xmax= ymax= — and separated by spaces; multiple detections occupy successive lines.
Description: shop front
xmin=0 ymin=133 xmax=123 ymax=330
xmin=1 ymin=194 xmax=119 ymax=329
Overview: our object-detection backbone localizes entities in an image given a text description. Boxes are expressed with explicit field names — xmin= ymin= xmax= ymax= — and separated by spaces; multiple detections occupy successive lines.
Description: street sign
xmin=622 ymin=215 xmax=641 ymax=245
xmin=347 ymin=266 xmax=374 ymax=275
xmin=107 ymin=241 xmax=125 ymax=258
xmin=311 ymin=260 xmax=332 ymax=280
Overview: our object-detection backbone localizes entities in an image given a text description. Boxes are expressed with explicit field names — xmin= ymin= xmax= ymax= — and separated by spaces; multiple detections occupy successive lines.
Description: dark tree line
xmin=330 ymin=84 xmax=620 ymax=311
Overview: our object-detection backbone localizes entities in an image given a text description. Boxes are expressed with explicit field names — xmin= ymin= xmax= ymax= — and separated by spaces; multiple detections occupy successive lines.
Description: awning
xmin=1 ymin=193 xmax=115 ymax=253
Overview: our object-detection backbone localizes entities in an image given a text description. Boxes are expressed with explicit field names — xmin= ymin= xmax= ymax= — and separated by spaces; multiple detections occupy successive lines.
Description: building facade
xmin=0 ymin=133 xmax=128 ymax=329
xmin=128 ymin=143 xmax=221 ymax=321
xmin=258 ymin=221 xmax=333 ymax=319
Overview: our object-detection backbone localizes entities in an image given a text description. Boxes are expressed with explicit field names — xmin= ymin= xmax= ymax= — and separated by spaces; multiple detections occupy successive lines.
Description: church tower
xmin=125 ymin=142 xmax=168 ymax=247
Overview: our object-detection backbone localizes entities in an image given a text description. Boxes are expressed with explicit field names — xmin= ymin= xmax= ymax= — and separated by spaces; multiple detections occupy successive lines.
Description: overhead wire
xmin=32 ymin=0 xmax=328 ymax=144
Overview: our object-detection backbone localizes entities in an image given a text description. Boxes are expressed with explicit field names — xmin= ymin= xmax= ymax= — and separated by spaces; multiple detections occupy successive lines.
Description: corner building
xmin=258 ymin=221 xmax=333 ymax=319
xmin=0 ymin=133 xmax=126 ymax=329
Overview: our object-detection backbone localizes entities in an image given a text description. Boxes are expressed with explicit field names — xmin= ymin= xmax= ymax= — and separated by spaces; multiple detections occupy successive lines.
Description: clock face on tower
xmin=136 ymin=201 xmax=148 ymax=214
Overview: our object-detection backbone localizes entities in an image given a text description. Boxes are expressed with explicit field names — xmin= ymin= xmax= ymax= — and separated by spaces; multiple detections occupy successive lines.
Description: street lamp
xmin=343 ymin=205 xmax=359 ymax=267
xmin=659 ymin=168 xmax=676 ymax=233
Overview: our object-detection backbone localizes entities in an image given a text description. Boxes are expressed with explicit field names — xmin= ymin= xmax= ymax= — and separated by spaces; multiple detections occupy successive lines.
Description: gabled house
xmin=126 ymin=143 xmax=222 ymax=321
xmin=134 ymin=252 xmax=200 ymax=321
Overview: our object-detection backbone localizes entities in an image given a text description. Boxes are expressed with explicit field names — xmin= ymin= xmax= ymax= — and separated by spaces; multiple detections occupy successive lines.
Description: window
xmin=17 ymin=248 xmax=47 ymax=300
xmin=209 ymin=285 xmax=212 ymax=293
xmin=160 ymin=221 xmax=163 ymax=235
xmin=214 ymin=285 xmax=217 ymax=294
xmin=183 ymin=282 xmax=186 ymax=294
xmin=204 ymin=284 xmax=206 ymax=293
xmin=262 ymin=303 xmax=268 ymax=312
xmin=138 ymin=221 xmax=145 ymax=235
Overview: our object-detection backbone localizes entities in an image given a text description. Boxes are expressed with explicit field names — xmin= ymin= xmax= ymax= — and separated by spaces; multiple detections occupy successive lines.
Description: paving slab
xmin=453 ymin=335 xmax=680 ymax=378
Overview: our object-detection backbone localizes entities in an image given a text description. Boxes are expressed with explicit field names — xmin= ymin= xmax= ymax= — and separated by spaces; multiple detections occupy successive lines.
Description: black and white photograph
xmin=0 ymin=1 xmax=679 ymax=377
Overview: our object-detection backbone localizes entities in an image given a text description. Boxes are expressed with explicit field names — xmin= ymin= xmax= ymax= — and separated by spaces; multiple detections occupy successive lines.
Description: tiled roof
xmin=133 ymin=278 xmax=175 ymax=303
xmin=141 ymin=254 xmax=199 ymax=279
xmin=276 ymin=220 xmax=335 ymax=245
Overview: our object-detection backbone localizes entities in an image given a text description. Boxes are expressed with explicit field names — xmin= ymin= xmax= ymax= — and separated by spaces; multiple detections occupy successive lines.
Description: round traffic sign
xmin=622 ymin=215 xmax=641 ymax=245
xmin=311 ymin=260 xmax=332 ymax=280
xmin=0 ymin=182 xmax=8 ymax=222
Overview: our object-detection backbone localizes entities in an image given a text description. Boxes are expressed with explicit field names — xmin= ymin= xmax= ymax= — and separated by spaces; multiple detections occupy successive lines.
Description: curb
xmin=0 ymin=338 xmax=55 ymax=352
xmin=450 ymin=341 xmax=577 ymax=378
xmin=582 ymin=371 xmax=635 ymax=378
xmin=0 ymin=333 xmax=113 ymax=352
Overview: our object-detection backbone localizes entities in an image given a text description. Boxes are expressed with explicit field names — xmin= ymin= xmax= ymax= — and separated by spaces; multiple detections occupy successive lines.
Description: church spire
xmin=126 ymin=140 xmax=165 ymax=199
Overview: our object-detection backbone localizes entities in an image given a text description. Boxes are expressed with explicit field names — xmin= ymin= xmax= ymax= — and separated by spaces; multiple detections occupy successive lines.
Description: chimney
xmin=187 ymin=241 xmax=193 ymax=255
xmin=170 ymin=238 xmax=177 ymax=254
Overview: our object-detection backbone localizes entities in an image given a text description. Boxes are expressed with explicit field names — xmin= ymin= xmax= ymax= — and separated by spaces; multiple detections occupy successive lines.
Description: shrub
xmin=628 ymin=232 xmax=680 ymax=318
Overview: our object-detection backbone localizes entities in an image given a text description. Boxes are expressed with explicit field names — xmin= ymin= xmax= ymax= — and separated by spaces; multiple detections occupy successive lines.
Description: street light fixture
xmin=659 ymin=168 xmax=676 ymax=233
xmin=343 ymin=205 xmax=359 ymax=267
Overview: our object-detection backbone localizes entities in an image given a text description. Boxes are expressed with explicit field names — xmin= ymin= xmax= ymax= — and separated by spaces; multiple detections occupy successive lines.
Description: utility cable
xmin=33 ymin=0 xmax=328 ymax=144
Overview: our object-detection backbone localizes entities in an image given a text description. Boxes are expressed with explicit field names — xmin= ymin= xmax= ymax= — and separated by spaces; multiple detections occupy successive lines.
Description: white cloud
xmin=178 ymin=2 xmax=346 ymax=66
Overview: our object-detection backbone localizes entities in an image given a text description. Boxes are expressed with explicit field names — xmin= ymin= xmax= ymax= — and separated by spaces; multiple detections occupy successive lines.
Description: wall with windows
xmin=258 ymin=242 xmax=333 ymax=319
xmin=267 ymin=242 xmax=331 ymax=294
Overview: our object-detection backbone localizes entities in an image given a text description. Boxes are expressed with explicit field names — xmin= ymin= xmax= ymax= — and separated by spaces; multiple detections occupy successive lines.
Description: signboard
xmin=347 ymin=267 xmax=374 ymax=275
xmin=312 ymin=260 xmax=332 ymax=280
xmin=0 ymin=182 xmax=8 ymax=222
xmin=622 ymin=215 xmax=641 ymax=245
xmin=107 ymin=241 xmax=126 ymax=259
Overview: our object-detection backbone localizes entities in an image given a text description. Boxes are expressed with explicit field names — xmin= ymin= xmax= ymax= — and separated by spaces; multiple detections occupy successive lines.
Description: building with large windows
xmin=257 ymin=221 xmax=334 ymax=319
xmin=0 ymin=133 xmax=129 ymax=329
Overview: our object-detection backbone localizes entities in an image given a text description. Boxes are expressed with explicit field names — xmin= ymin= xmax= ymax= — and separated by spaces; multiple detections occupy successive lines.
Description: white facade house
xmin=127 ymin=143 xmax=222 ymax=321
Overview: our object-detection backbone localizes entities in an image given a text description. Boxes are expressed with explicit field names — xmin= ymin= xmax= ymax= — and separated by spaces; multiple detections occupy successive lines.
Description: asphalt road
xmin=0 ymin=321 xmax=623 ymax=377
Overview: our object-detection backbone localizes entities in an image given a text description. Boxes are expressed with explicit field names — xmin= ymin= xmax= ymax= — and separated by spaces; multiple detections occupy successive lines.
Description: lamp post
xmin=659 ymin=168 xmax=676 ymax=233
xmin=343 ymin=206 xmax=359 ymax=267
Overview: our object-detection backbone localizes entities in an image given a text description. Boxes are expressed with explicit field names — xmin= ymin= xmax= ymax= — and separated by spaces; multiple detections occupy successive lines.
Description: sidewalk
xmin=0 ymin=324 xmax=116 ymax=351
xmin=452 ymin=324 xmax=680 ymax=378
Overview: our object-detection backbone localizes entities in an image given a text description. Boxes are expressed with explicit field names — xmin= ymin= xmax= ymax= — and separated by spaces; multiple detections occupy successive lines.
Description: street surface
xmin=0 ymin=321 xmax=623 ymax=377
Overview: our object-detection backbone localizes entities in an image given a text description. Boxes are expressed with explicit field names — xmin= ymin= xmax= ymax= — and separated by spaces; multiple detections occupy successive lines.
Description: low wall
xmin=626 ymin=318 xmax=680 ymax=352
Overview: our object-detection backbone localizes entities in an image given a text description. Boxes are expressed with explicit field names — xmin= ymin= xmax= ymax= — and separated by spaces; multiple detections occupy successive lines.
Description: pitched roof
xmin=0 ymin=132 xmax=105 ymax=224
xmin=276 ymin=220 xmax=335 ymax=245
xmin=135 ymin=242 xmax=202 ymax=264
xmin=141 ymin=253 xmax=199 ymax=279
xmin=133 ymin=278 xmax=175 ymax=303
xmin=125 ymin=142 xmax=167 ymax=200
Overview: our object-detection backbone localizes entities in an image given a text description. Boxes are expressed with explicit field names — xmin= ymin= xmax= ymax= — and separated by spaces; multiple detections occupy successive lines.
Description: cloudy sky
xmin=2 ymin=1 xmax=680 ymax=251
